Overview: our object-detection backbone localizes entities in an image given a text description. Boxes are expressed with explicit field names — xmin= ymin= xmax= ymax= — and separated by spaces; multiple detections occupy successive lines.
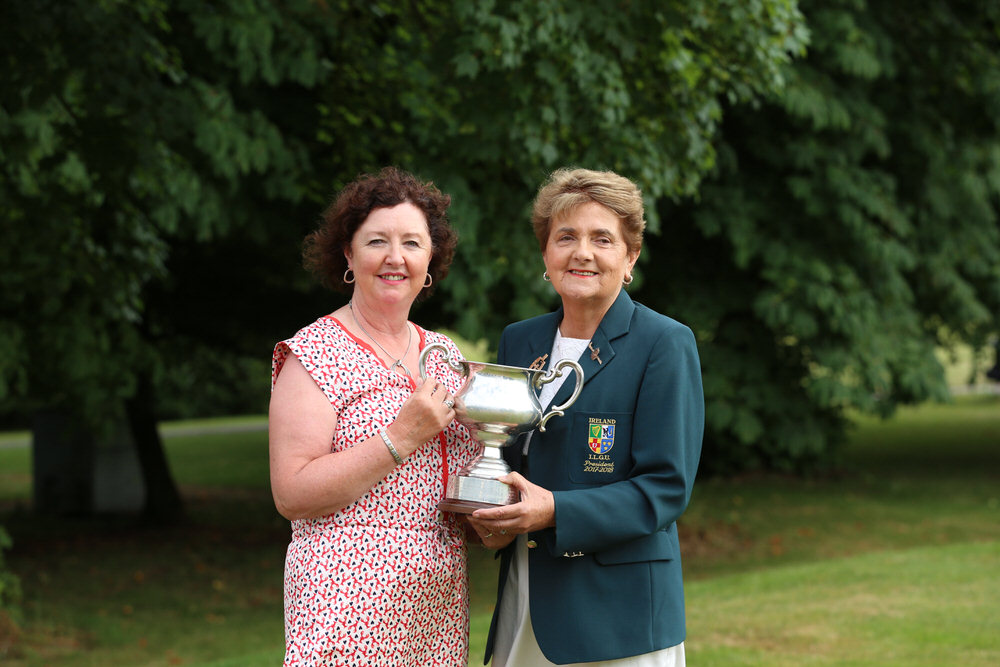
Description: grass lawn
xmin=1 ymin=396 xmax=998 ymax=665
xmin=680 ymin=395 xmax=1000 ymax=666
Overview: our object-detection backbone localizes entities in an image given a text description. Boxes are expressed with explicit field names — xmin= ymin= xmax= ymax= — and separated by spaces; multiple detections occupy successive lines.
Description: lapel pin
xmin=529 ymin=354 xmax=549 ymax=371
xmin=588 ymin=342 xmax=602 ymax=364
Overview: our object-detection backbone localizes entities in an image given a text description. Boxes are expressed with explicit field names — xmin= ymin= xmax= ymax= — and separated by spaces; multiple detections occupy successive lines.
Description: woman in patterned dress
xmin=269 ymin=167 xmax=479 ymax=666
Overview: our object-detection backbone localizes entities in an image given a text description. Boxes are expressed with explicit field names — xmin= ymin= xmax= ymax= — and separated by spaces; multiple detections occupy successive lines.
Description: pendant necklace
xmin=349 ymin=300 xmax=412 ymax=377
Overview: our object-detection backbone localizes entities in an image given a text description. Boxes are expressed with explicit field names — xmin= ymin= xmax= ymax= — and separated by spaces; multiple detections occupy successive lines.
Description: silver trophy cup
xmin=419 ymin=342 xmax=584 ymax=513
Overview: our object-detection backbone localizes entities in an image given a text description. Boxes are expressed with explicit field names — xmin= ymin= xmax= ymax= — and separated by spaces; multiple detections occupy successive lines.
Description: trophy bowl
xmin=419 ymin=343 xmax=583 ymax=513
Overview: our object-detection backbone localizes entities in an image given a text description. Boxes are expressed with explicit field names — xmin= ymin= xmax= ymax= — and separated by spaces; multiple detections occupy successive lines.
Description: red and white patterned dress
xmin=271 ymin=316 xmax=480 ymax=667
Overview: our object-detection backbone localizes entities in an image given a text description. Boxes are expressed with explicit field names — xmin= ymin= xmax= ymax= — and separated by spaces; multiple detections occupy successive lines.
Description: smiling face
xmin=345 ymin=202 xmax=433 ymax=310
xmin=542 ymin=201 xmax=639 ymax=313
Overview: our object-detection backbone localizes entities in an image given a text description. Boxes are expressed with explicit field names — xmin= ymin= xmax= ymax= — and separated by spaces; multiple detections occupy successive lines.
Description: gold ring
xmin=484 ymin=532 xmax=493 ymax=539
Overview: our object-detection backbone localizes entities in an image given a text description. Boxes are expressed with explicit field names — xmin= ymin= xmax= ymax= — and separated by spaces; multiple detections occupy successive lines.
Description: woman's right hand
xmin=387 ymin=377 xmax=456 ymax=457
xmin=270 ymin=360 xmax=457 ymax=520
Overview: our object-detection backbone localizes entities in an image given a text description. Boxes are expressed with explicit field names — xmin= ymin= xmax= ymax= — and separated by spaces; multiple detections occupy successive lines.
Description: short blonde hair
xmin=531 ymin=168 xmax=645 ymax=253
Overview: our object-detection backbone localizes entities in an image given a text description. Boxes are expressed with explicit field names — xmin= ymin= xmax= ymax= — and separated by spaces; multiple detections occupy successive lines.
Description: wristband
xmin=379 ymin=427 xmax=403 ymax=465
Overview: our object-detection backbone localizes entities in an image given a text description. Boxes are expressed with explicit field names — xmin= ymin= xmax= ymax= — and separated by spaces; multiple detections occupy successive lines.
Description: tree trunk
xmin=126 ymin=374 xmax=184 ymax=523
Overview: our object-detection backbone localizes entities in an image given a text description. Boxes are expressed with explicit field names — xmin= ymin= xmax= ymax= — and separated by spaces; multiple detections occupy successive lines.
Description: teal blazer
xmin=484 ymin=289 xmax=704 ymax=665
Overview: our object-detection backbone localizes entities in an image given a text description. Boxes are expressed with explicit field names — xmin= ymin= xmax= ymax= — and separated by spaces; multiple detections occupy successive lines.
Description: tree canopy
xmin=1 ymin=0 xmax=326 ymax=424
xmin=1 ymin=0 xmax=805 ymax=420
xmin=2 ymin=0 xmax=997 ymax=479
xmin=642 ymin=0 xmax=1000 ymax=471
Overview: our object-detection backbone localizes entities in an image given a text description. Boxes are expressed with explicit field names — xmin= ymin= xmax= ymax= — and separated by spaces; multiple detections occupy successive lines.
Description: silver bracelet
xmin=378 ymin=427 xmax=404 ymax=465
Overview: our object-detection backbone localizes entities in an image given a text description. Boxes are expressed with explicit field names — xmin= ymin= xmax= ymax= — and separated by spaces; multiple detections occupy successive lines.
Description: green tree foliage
xmin=14 ymin=1 xmax=994 ymax=483
xmin=0 ymin=0 xmax=344 ymax=517
xmin=1 ymin=0 xmax=806 ymax=421
xmin=642 ymin=0 xmax=1000 ymax=472
xmin=0 ymin=526 xmax=20 ymax=645
xmin=0 ymin=0 xmax=326 ymax=426
xmin=404 ymin=0 xmax=810 ymax=335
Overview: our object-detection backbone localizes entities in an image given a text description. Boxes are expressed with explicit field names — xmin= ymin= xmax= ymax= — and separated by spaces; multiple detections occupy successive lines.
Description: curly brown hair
xmin=303 ymin=167 xmax=457 ymax=300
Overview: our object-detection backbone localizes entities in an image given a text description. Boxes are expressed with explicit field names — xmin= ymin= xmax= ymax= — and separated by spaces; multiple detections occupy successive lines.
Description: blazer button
xmin=526 ymin=540 xmax=537 ymax=549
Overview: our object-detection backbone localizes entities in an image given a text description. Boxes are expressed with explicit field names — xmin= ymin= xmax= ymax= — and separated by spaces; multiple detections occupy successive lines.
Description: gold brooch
xmin=528 ymin=354 xmax=548 ymax=371
xmin=588 ymin=342 xmax=602 ymax=364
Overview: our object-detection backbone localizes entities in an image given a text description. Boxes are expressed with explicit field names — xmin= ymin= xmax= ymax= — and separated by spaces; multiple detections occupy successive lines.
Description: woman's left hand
xmin=464 ymin=515 xmax=513 ymax=549
xmin=468 ymin=472 xmax=555 ymax=547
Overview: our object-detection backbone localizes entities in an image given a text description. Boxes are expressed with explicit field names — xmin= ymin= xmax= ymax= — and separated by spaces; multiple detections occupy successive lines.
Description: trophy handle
xmin=535 ymin=359 xmax=584 ymax=432
xmin=418 ymin=342 xmax=467 ymax=381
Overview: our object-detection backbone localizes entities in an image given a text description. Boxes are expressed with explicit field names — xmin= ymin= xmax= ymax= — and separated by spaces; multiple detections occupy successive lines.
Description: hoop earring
xmin=543 ymin=272 xmax=551 ymax=282
xmin=623 ymin=274 xmax=633 ymax=286
xmin=424 ymin=273 xmax=433 ymax=288
xmin=343 ymin=269 xmax=355 ymax=284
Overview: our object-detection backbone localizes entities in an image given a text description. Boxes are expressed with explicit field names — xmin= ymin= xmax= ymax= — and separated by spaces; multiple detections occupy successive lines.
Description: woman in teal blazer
xmin=468 ymin=168 xmax=704 ymax=666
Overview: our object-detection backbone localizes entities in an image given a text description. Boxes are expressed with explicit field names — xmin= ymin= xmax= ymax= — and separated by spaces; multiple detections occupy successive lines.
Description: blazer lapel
xmin=521 ymin=312 xmax=561 ymax=373
xmin=503 ymin=312 xmax=561 ymax=469
xmin=547 ymin=289 xmax=636 ymax=407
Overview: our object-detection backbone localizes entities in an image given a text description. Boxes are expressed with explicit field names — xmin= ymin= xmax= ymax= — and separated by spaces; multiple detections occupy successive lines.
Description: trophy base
xmin=439 ymin=498 xmax=509 ymax=514
xmin=438 ymin=474 xmax=517 ymax=514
